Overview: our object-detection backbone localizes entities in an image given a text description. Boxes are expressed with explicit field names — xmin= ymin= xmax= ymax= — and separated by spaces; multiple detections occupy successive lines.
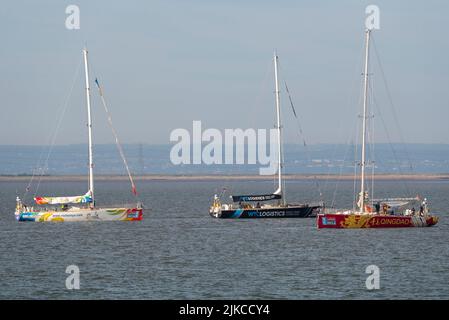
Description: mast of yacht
xmin=359 ymin=29 xmax=371 ymax=213
xmin=273 ymin=52 xmax=285 ymax=205
xmin=83 ymin=48 xmax=95 ymax=206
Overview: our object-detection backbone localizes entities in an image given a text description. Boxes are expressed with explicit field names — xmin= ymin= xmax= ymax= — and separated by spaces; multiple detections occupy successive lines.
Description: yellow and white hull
xmin=15 ymin=207 xmax=143 ymax=222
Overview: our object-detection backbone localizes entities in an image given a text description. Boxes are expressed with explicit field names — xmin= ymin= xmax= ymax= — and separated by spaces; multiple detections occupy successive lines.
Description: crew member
xmin=374 ymin=202 xmax=380 ymax=214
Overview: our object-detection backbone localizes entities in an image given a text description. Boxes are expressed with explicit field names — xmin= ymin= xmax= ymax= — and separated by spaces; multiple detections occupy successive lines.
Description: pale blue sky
xmin=0 ymin=0 xmax=448 ymax=145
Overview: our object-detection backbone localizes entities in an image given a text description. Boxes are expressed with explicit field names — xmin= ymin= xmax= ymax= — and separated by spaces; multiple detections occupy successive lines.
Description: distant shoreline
xmin=1 ymin=174 xmax=448 ymax=182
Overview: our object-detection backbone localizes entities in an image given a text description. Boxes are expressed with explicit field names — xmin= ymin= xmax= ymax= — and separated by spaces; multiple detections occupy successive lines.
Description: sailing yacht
xmin=317 ymin=29 xmax=438 ymax=229
xmin=209 ymin=53 xmax=322 ymax=219
xmin=15 ymin=48 xmax=143 ymax=222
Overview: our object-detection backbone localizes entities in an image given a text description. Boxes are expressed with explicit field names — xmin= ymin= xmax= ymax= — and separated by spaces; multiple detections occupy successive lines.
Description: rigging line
xmin=329 ymin=137 xmax=356 ymax=209
xmin=350 ymin=108 xmax=361 ymax=210
xmin=246 ymin=60 xmax=271 ymax=150
xmin=23 ymin=147 xmax=46 ymax=200
xmin=249 ymin=58 xmax=273 ymax=131
xmin=330 ymin=102 xmax=361 ymax=210
xmin=371 ymin=94 xmax=412 ymax=196
xmin=371 ymin=36 xmax=415 ymax=197
xmin=226 ymin=59 xmax=272 ymax=192
xmin=370 ymin=112 xmax=375 ymax=203
xmin=370 ymin=74 xmax=375 ymax=203
xmin=280 ymin=92 xmax=287 ymax=204
xmin=352 ymin=88 xmax=363 ymax=212
xmin=273 ymin=165 xmax=277 ymax=191
xmin=371 ymin=36 xmax=415 ymax=173
xmin=352 ymin=84 xmax=363 ymax=211
xmin=365 ymin=108 xmax=375 ymax=200
xmin=94 ymin=78 xmax=138 ymax=197
xmin=277 ymin=59 xmax=323 ymax=201
xmin=323 ymin=36 xmax=366 ymax=202
xmin=367 ymin=66 xmax=411 ymax=196
xmin=283 ymin=80 xmax=323 ymax=200
xmin=365 ymin=72 xmax=375 ymax=202
xmin=34 ymin=56 xmax=83 ymax=197
xmin=332 ymin=72 xmax=364 ymax=210
xmin=352 ymin=138 xmax=358 ymax=211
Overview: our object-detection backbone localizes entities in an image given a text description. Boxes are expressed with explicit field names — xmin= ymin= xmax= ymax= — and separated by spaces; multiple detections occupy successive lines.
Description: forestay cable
xmin=94 ymin=78 xmax=138 ymax=196
xmin=371 ymin=36 xmax=415 ymax=196
xmin=283 ymin=80 xmax=323 ymax=202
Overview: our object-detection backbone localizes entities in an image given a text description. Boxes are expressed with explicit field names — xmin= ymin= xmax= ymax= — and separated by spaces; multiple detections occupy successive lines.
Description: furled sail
xmin=371 ymin=197 xmax=420 ymax=208
xmin=231 ymin=194 xmax=282 ymax=202
xmin=34 ymin=191 xmax=93 ymax=205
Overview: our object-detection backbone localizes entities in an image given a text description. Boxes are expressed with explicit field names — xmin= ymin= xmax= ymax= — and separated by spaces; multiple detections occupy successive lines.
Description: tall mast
xmin=273 ymin=51 xmax=284 ymax=204
xmin=83 ymin=48 xmax=94 ymax=205
xmin=360 ymin=30 xmax=371 ymax=212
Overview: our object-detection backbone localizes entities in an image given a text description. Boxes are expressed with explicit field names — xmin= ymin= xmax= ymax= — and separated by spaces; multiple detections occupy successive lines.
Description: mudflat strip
xmin=1 ymin=174 xmax=449 ymax=182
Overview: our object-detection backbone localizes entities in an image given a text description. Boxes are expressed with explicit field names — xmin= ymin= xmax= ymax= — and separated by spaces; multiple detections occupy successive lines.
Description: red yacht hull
xmin=317 ymin=213 xmax=438 ymax=229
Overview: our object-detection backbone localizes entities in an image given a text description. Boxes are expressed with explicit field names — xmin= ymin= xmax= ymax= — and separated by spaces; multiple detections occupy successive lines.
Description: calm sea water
xmin=0 ymin=179 xmax=448 ymax=299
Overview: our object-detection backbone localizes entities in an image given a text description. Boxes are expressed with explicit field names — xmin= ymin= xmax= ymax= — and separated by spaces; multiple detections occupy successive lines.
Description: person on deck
xmin=374 ymin=202 xmax=380 ymax=214
xmin=421 ymin=198 xmax=428 ymax=215
xmin=382 ymin=203 xmax=388 ymax=215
